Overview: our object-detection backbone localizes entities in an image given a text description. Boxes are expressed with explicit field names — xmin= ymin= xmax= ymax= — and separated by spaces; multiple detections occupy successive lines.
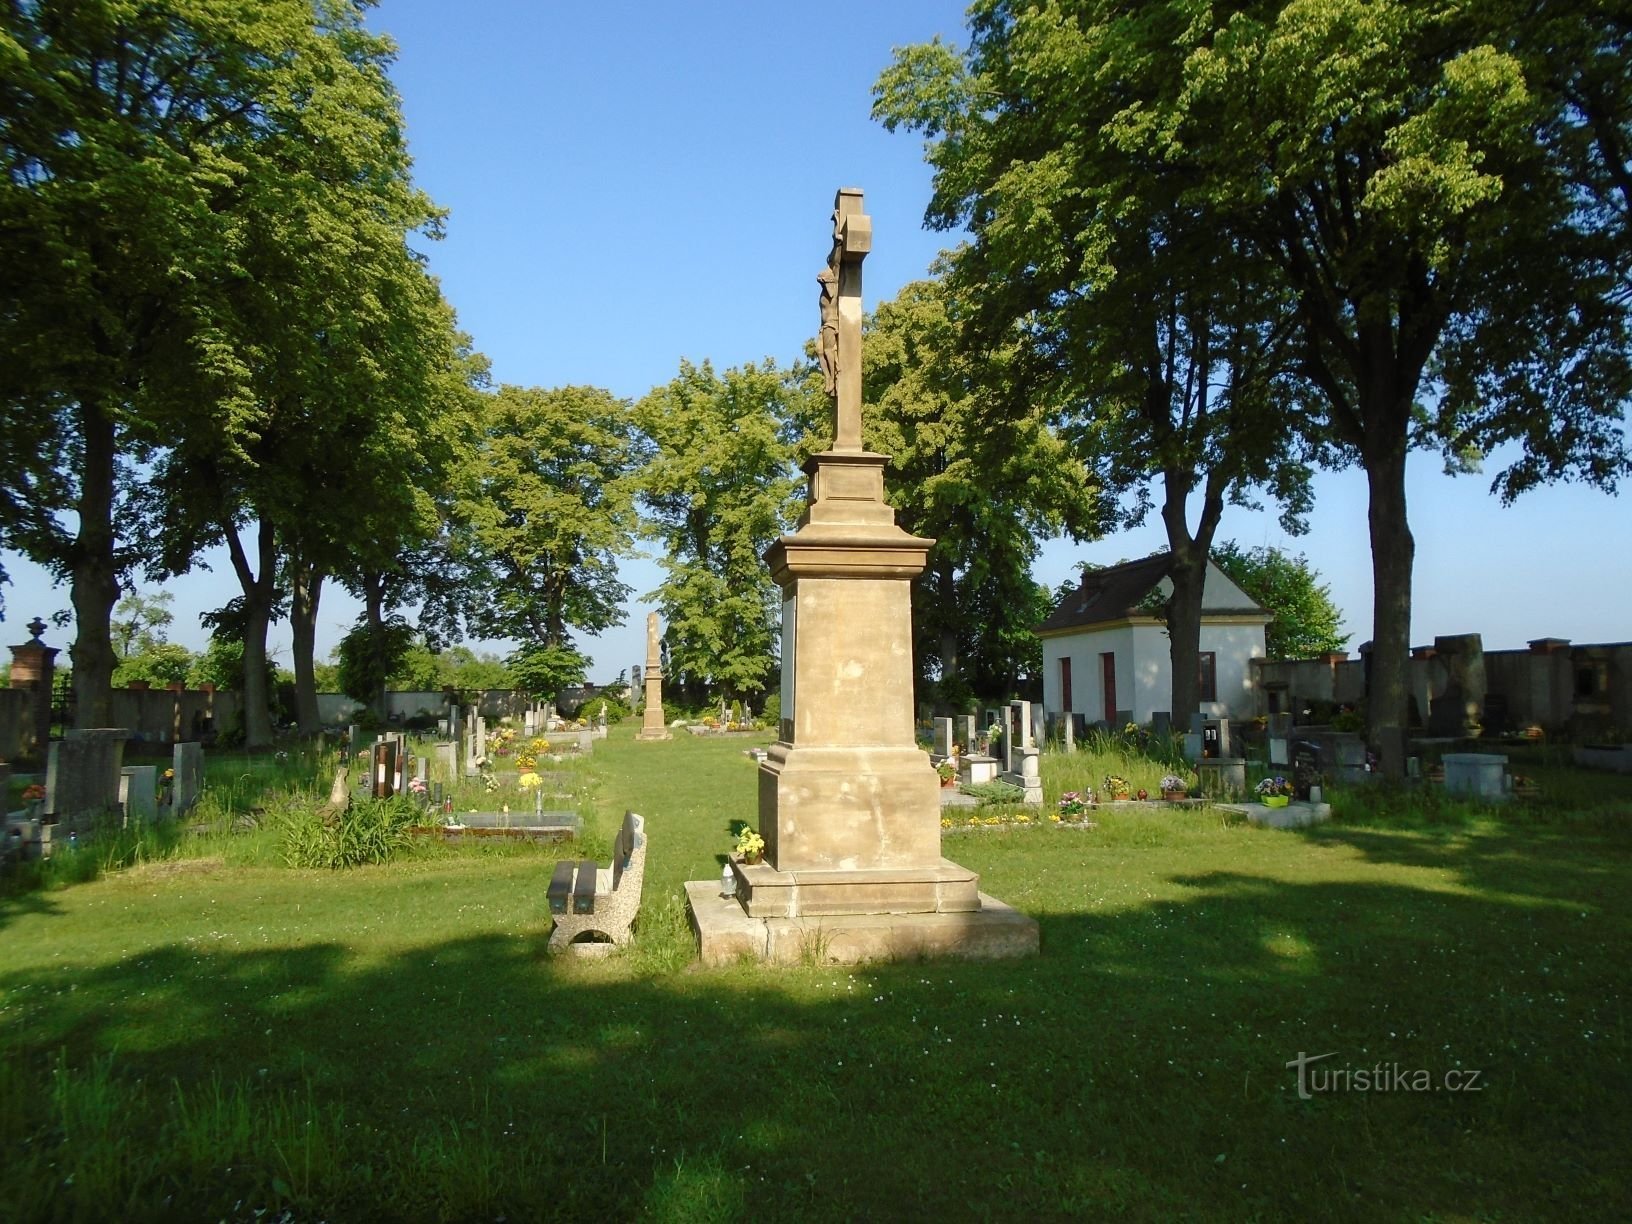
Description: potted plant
xmin=937 ymin=760 xmax=958 ymax=788
xmin=1254 ymin=776 xmax=1295 ymax=807
xmin=735 ymin=825 xmax=766 ymax=865
xmin=1057 ymin=791 xmax=1090 ymax=822
xmin=21 ymin=782 xmax=46 ymax=818
xmin=1159 ymin=774 xmax=1190 ymax=802
xmin=1103 ymin=774 xmax=1131 ymax=801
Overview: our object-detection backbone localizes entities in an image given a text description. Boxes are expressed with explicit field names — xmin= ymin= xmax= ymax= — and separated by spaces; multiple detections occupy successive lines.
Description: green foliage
xmin=276 ymin=794 xmax=420 ymax=870
xmin=876 ymin=0 xmax=1632 ymax=771
xmin=0 ymin=0 xmax=462 ymax=733
xmin=577 ymin=695 xmax=630 ymax=724
xmin=451 ymin=384 xmax=637 ymax=654
xmin=632 ymin=359 xmax=806 ymax=705
xmin=1212 ymin=541 xmax=1349 ymax=660
xmin=506 ymin=642 xmax=588 ymax=701
xmin=336 ymin=617 xmax=416 ymax=708
xmin=112 ymin=642 xmax=195 ymax=688
xmin=187 ymin=636 xmax=271 ymax=693
xmin=111 ymin=592 xmax=176 ymax=660
xmin=858 ymin=279 xmax=1103 ymax=701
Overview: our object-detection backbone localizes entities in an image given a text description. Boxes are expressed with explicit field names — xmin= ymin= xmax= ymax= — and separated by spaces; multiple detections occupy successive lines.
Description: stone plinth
xmin=960 ymin=754 xmax=999 ymax=786
xmin=688 ymin=881 xmax=1038 ymax=966
xmin=1442 ymin=752 xmax=1509 ymax=801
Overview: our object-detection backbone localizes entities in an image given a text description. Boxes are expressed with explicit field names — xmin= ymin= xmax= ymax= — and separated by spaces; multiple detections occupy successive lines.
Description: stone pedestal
xmin=636 ymin=612 xmax=672 ymax=741
xmin=687 ymin=189 xmax=1035 ymax=963
xmin=702 ymin=449 xmax=1034 ymax=947
xmin=960 ymin=754 xmax=999 ymax=786
xmin=8 ymin=619 xmax=58 ymax=761
xmin=1442 ymin=752 xmax=1509 ymax=801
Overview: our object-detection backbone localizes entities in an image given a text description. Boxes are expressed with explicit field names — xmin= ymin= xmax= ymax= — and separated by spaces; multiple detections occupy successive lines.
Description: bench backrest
xmin=611 ymin=811 xmax=644 ymax=892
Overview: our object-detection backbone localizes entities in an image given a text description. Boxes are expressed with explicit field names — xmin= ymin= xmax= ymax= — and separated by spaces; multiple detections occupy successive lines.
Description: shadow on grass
xmin=2 ymin=824 xmax=1628 ymax=1221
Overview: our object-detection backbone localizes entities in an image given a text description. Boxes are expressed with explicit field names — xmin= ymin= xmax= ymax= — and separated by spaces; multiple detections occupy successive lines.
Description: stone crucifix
xmin=818 ymin=187 xmax=872 ymax=452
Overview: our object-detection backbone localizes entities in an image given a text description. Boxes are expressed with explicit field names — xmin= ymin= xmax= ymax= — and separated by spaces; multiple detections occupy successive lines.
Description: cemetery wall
xmin=1254 ymin=639 xmax=1632 ymax=733
xmin=317 ymin=689 xmax=530 ymax=725
xmin=106 ymin=687 xmax=239 ymax=745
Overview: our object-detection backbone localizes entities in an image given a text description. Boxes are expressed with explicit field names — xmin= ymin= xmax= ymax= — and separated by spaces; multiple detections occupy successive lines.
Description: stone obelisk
xmin=686 ymin=189 xmax=1037 ymax=963
xmin=635 ymin=612 xmax=671 ymax=741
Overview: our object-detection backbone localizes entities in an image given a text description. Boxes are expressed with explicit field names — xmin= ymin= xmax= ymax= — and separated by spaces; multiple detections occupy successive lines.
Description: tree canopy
xmin=1211 ymin=541 xmax=1348 ymax=660
xmin=877 ymin=0 xmax=1632 ymax=769
xmin=632 ymin=359 xmax=806 ymax=707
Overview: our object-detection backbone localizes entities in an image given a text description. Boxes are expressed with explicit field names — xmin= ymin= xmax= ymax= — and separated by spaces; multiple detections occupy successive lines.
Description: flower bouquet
xmin=1159 ymin=774 xmax=1190 ymax=801
xmin=1254 ymin=775 xmax=1294 ymax=807
xmin=1102 ymin=774 xmax=1131 ymax=800
xmin=1057 ymin=791 xmax=1091 ymax=821
xmin=735 ymin=825 xmax=766 ymax=864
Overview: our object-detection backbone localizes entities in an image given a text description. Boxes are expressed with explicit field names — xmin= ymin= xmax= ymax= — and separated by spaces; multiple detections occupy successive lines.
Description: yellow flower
xmin=518 ymin=772 xmax=542 ymax=790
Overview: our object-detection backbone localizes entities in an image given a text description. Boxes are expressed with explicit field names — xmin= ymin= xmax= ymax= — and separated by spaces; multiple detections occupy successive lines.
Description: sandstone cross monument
xmin=686 ymin=189 xmax=1038 ymax=963
xmin=635 ymin=611 xmax=671 ymax=741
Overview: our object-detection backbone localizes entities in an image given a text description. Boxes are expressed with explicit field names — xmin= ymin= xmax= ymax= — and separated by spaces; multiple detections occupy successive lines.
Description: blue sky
xmin=4 ymin=0 xmax=1626 ymax=680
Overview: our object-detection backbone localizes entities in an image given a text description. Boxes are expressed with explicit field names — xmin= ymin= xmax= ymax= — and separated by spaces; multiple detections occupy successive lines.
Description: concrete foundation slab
xmin=686 ymin=880 xmax=1039 ymax=966
xmin=1219 ymin=800 xmax=1333 ymax=828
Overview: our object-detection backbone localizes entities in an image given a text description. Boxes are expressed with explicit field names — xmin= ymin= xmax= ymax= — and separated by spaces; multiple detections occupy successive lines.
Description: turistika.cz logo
xmin=1285 ymin=1051 xmax=1484 ymax=1100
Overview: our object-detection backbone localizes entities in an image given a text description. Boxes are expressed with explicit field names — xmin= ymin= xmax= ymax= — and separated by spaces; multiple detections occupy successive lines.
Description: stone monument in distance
xmin=686 ymin=188 xmax=1038 ymax=964
xmin=636 ymin=612 xmax=672 ymax=741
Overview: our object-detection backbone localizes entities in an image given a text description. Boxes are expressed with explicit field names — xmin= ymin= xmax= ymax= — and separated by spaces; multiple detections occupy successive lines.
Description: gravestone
xmin=957 ymin=715 xmax=977 ymax=753
xmin=1268 ymin=712 xmax=1293 ymax=767
xmin=1292 ymin=740 xmax=1321 ymax=801
xmin=1062 ymin=713 xmax=1076 ymax=752
xmin=1442 ymin=752 xmax=1509 ymax=801
xmin=1429 ymin=633 xmax=1487 ymax=736
xmin=46 ymin=729 xmax=127 ymax=830
xmin=689 ymin=188 xmax=1035 ymax=964
xmin=119 ymin=765 xmax=159 ymax=823
xmin=435 ymin=741 xmax=456 ymax=780
xmin=1151 ymin=710 xmax=1172 ymax=739
xmin=172 ymin=741 xmax=204 ymax=815
xmin=932 ymin=717 xmax=954 ymax=759
xmin=372 ymin=740 xmax=397 ymax=799
xmin=999 ymin=700 xmax=1042 ymax=804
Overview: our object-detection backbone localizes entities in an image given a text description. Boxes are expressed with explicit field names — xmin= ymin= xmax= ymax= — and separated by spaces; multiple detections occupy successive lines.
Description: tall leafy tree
xmin=878 ymin=1 xmax=1632 ymax=773
xmin=875 ymin=7 xmax=1313 ymax=722
xmin=858 ymin=278 xmax=1102 ymax=705
xmin=0 ymin=0 xmax=454 ymax=736
xmin=632 ymin=360 xmax=804 ymax=707
xmin=1211 ymin=541 xmax=1348 ymax=660
xmin=451 ymin=384 xmax=639 ymax=671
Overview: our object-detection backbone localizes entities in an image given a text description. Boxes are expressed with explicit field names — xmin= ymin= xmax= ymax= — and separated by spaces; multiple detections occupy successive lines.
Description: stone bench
xmin=546 ymin=811 xmax=645 ymax=952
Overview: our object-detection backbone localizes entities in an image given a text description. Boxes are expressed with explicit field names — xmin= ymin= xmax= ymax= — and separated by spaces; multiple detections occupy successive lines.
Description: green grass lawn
xmin=1 ymin=727 xmax=1628 ymax=1220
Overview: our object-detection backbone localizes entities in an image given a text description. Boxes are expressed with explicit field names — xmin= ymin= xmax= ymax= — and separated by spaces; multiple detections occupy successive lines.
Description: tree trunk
xmin=936 ymin=557 xmax=959 ymax=697
xmin=70 ymin=398 xmax=120 ymax=729
xmin=226 ymin=518 xmax=279 ymax=749
xmin=361 ymin=570 xmax=389 ymax=720
xmin=1364 ymin=439 xmax=1414 ymax=780
xmin=290 ymin=556 xmax=324 ymax=736
xmin=1160 ymin=467 xmax=1225 ymax=725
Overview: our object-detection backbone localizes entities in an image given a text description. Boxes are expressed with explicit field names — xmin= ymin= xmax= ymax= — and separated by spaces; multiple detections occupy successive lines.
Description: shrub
xmin=579 ymin=694 xmax=631 ymax=724
xmin=276 ymin=794 xmax=419 ymax=869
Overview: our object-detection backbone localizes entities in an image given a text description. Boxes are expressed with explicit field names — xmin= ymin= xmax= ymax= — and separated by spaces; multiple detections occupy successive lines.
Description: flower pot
xmin=940 ymin=777 xmax=957 ymax=789
xmin=741 ymin=852 xmax=762 ymax=866
xmin=1262 ymin=795 xmax=1290 ymax=809
xmin=1161 ymin=789 xmax=1187 ymax=802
